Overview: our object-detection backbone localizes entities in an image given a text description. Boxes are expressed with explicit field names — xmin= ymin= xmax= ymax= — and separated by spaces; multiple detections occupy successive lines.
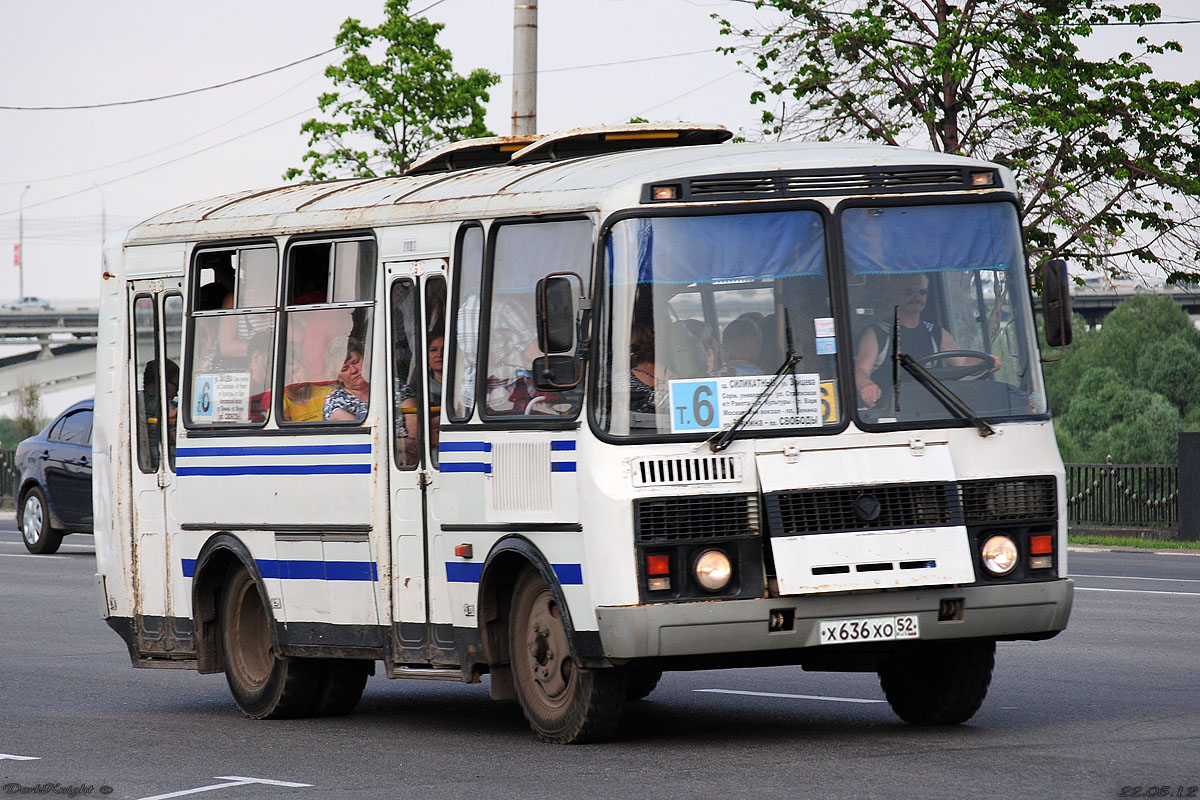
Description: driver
xmin=854 ymin=273 xmax=998 ymax=408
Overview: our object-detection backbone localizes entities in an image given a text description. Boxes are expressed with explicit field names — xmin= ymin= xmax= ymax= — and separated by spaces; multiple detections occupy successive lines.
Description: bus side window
xmin=281 ymin=238 xmax=376 ymax=424
xmin=187 ymin=245 xmax=277 ymax=427
xmin=391 ymin=279 xmax=420 ymax=468
xmin=449 ymin=225 xmax=484 ymax=421
xmin=484 ymin=219 xmax=592 ymax=418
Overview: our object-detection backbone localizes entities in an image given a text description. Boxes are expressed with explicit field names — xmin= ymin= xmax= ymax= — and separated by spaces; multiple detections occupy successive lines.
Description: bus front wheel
xmin=878 ymin=639 xmax=995 ymax=725
xmin=509 ymin=568 xmax=626 ymax=743
xmin=221 ymin=567 xmax=320 ymax=719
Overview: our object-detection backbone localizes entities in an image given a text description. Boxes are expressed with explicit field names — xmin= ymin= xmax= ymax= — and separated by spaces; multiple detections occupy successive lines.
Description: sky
xmin=0 ymin=0 xmax=1197 ymax=414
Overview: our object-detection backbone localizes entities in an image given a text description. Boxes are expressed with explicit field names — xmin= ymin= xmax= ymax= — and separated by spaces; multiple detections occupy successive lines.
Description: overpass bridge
xmin=0 ymin=302 xmax=99 ymax=406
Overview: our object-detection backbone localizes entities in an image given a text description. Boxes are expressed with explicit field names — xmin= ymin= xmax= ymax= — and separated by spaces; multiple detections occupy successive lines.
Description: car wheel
xmin=21 ymin=487 xmax=63 ymax=555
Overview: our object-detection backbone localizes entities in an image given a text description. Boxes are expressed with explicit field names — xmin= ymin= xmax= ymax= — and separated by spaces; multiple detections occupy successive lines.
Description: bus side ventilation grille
xmin=635 ymin=494 xmax=759 ymax=543
xmin=960 ymin=476 xmax=1056 ymax=523
xmin=631 ymin=454 xmax=742 ymax=487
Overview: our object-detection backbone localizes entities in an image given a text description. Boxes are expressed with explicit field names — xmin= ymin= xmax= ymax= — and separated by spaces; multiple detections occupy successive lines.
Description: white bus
xmin=93 ymin=124 xmax=1074 ymax=743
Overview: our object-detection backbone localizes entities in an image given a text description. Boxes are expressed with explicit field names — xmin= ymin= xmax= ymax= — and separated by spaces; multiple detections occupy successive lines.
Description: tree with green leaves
xmin=717 ymin=1 xmax=1200 ymax=283
xmin=1043 ymin=294 xmax=1200 ymax=462
xmin=285 ymin=0 xmax=499 ymax=181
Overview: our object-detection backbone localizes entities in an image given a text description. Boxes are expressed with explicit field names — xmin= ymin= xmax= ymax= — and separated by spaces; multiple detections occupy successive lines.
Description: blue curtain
xmin=843 ymin=203 xmax=1018 ymax=275
xmin=613 ymin=210 xmax=826 ymax=286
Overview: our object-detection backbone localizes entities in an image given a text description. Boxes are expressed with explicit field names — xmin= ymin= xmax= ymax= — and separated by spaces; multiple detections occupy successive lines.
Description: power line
xmin=0 ymin=46 xmax=342 ymax=111
xmin=0 ymin=68 xmax=328 ymax=188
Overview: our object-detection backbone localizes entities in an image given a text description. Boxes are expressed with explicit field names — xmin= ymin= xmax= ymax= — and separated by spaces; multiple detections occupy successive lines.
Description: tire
xmin=878 ymin=640 xmax=995 ymax=726
xmin=509 ymin=568 xmax=626 ymax=743
xmin=20 ymin=487 xmax=63 ymax=555
xmin=311 ymin=659 xmax=372 ymax=716
xmin=625 ymin=668 xmax=663 ymax=701
xmin=221 ymin=566 xmax=321 ymax=719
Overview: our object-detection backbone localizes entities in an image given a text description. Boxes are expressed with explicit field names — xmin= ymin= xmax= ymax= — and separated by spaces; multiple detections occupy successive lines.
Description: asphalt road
xmin=2 ymin=521 xmax=1198 ymax=800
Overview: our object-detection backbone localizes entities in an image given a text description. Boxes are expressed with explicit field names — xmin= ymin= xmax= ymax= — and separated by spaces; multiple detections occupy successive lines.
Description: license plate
xmin=818 ymin=614 xmax=920 ymax=645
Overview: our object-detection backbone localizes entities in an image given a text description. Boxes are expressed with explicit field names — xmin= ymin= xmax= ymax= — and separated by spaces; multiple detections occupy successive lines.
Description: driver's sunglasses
xmin=904 ymin=288 xmax=929 ymax=297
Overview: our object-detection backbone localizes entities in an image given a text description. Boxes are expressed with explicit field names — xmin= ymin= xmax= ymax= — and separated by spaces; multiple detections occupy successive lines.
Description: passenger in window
xmin=323 ymin=339 xmax=370 ymax=422
xmin=721 ymin=315 xmax=765 ymax=376
xmin=854 ymin=272 xmax=999 ymax=408
xmin=396 ymin=334 xmax=445 ymax=460
xmin=197 ymin=282 xmax=230 ymax=311
xmin=143 ymin=359 xmax=179 ymax=460
xmin=629 ymin=323 xmax=671 ymax=415
xmin=246 ymin=330 xmax=273 ymax=423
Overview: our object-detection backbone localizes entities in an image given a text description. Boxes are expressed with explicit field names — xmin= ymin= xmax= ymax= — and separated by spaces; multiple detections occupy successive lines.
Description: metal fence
xmin=1065 ymin=460 xmax=1178 ymax=534
xmin=0 ymin=448 xmax=15 ymax=505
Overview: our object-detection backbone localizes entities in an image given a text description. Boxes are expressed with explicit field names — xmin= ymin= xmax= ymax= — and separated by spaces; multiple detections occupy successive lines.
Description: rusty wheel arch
xmin=190 ymin=532 xmax=271 ymax=674
xmin=477 ymin=537 xmax=582 ymax=673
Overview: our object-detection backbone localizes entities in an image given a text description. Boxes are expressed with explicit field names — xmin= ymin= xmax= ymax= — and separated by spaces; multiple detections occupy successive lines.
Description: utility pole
xmin=17 ymin=184 xmax=30 ymax=299
xmin=512 ymin=0 xmax=537 ymax=135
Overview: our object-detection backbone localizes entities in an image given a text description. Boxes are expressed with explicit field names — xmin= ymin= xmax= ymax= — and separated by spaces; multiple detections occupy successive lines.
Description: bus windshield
xmin=596 ymin=202 xmax=1047 ymax=439
xmin=844 ymin=202 xmax=1046 ymax=427
xmin=596 ymin=209 xmax=839 ymax=437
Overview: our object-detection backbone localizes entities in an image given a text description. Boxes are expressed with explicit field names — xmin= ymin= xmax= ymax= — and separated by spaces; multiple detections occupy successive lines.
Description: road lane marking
xmin=1076 ymin=587 xmax=1200 ymax=597
xmin=1073 ymin=573 xmax=1200 ymax=583
xmin=0 ymin=553 xmax=68 ymax=560
xmin=0 ymin=753 xmax=40 ymax=760
xmin=136 ymin=776 xmax=312 ymax=800
xmin=696 ymin=688 xmax=886 ymax=704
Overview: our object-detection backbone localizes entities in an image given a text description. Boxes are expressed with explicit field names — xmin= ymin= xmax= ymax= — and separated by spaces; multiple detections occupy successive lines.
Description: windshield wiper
xmin=708 ymin=313 xmax=801 ymax=453
xmin=894 ymin=352 xmax=996 ymax=437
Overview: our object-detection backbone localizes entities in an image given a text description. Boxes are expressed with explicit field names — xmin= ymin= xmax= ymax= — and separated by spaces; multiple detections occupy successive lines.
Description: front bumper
xmin=596 ymin=579 xmax=1073 ymax=659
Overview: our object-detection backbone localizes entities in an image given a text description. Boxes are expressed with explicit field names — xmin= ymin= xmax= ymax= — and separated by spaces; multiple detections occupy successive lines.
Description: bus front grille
xmin=635 ymin=494 xmax=759 ymax=543
xmin=764 ymin=476 xmax=1057 ymax=536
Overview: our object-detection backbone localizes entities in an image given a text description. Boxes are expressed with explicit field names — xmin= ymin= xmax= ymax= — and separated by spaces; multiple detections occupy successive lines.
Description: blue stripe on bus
xmin=550 ymin=462 xmax=577 ymax=472
xmin=439 ymin=462 xmax=492 ymax=474
xmin=439 ymin=441 xmax=492 ymax=452
xmin=177 ymin=444 xmax=371 ymax=458
xmin=550 ymin=441 xmax=576 ymax=451
xmin=176 ymin=464 xmax=371 ymax=477
xmin=181 ymin=558 xmax=377 ymax=581
xmin=446 ymin=562 xmax=583 ymax=585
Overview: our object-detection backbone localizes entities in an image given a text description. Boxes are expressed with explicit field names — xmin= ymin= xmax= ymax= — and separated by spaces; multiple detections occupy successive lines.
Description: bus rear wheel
xmin=221 ymin=566 xmax=320 ymax=719
xmin=509 ymin=568 xmax=626 ymax=744
xmin=878 ymin=639 xmax=995 ymax=725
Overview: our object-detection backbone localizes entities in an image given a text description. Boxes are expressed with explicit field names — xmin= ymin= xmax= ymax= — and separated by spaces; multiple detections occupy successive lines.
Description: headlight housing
xmin=694 ymin=549 xmax=733 ymax=591
xmin=980 ymin=535 xmax=1019 ymax=576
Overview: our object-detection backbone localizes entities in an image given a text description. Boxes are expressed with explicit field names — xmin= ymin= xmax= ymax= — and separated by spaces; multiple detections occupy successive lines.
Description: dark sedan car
xmin=14 ymin=398 xmax=93 ymax=554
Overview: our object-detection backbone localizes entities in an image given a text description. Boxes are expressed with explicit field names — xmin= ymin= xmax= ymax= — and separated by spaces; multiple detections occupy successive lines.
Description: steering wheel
xmin=920 ymin=350 xmax=995 ymax=381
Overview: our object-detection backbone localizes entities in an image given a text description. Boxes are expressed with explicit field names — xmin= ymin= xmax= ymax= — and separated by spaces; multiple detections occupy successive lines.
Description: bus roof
xmin=122 ymin=129 xmax=1009 ymax=246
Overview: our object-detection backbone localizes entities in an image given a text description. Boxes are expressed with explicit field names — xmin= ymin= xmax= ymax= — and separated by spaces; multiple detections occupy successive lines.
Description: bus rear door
xmin=127 ymin=276 xmax=185 ymax=653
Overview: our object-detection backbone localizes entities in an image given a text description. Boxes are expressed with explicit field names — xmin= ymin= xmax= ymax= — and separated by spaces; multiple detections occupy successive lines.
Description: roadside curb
xmin=1068 ymin=543 xmax=1200 ymax=555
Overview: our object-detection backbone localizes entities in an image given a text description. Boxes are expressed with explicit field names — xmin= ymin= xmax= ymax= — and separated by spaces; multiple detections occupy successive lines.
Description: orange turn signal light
xmin=1029 ymin=535 xmax=1053 ymax=555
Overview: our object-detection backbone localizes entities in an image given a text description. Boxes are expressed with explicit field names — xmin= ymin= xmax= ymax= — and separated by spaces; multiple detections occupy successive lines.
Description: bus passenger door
xmin=386 ymin=263 xmax=448 ymax=662
xmin=128 ymin=279 xmax=185 ymax=650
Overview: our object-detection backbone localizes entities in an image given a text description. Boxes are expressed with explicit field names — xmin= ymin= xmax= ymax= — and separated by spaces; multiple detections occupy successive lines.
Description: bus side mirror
xmin=533 ymin=355 xmax=579 ymax=390
xmin=1041 ymin=258 xmax=1073 ymax=348
xmin=536 ymin=276 xmax=576 ymax=354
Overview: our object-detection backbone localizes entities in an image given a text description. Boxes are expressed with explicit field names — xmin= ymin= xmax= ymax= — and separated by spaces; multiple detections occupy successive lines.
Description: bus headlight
xmin=980 ymin=535 xmax=1019 ymax=575
xmin=694 ymin=549 xmax=733 ymax=591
